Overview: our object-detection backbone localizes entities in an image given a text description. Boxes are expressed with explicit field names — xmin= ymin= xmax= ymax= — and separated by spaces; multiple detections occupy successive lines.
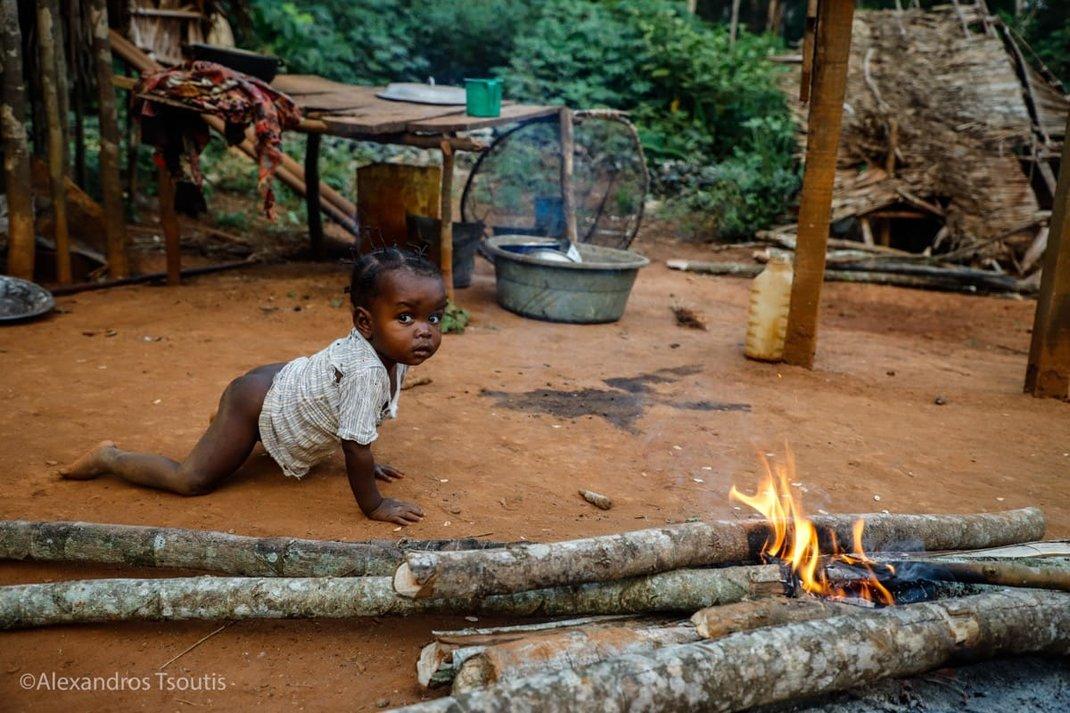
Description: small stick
xmin=158 ymin=621 xmax=233 ymax=670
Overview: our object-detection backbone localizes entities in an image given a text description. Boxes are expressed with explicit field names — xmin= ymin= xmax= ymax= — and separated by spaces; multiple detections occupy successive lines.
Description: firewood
xmin=396 ymin=590 xmax=1070 ymax=713
xmin=392 ymin=508 xmax=1044 ymax=599
xmin=452 ymin=623 xmax=701 ymax=694
xmin=0 ymin=566 xmax=781 ymax=630
xmin=432 ymin=615 xmax=649 ymax=647
xmin=578 ymin=490 xmax=613 ymax=510
xmin=0 ymin=520 xmax=507 ymax=577
xmin=690 ymin=597 xmax=858 ymax=639
xmin=877 ymin=557 xmax=1070 ymax=592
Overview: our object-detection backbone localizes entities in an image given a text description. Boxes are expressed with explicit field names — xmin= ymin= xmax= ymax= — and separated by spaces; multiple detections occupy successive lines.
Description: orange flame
xmin=730 ymin=449 xmax=894 ymax=606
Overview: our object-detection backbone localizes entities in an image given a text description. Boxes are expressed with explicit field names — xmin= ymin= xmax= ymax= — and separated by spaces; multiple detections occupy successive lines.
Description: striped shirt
xmin=258 ymin=329 xmax=406 ymax=478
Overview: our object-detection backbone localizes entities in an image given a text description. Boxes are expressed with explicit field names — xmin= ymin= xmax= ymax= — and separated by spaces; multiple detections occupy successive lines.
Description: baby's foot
xmin=59 ymin=441 xmax=118 ymax=480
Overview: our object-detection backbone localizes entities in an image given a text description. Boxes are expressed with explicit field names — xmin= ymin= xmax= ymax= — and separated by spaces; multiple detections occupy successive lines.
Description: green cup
xmin=465 ymin=78 xmax=502 ymax=118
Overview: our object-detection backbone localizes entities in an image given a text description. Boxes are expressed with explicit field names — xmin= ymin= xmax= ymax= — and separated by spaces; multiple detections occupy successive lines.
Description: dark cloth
xmin=133 ymin=61 xmax=301 ymax=218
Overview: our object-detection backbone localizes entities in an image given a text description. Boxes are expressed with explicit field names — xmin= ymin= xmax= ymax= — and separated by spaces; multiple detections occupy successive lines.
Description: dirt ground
xmin=1 ymin=231 xmax=1068 ymax=711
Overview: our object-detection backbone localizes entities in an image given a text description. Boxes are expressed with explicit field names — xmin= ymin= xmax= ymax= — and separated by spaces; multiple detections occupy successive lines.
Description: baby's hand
xmin=374 ymin=463 xmax=405 ymax=482
xmin=368 ymin=498 xmax=424 ymax=526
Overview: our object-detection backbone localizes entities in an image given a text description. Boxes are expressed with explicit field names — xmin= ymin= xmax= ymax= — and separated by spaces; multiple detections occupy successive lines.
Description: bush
xmin=501 ymin=0 xmax=799 ymax=239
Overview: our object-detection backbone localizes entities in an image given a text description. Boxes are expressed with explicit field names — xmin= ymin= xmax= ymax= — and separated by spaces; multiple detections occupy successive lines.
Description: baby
xmin=61 ymin=247 xmax=447 ymax=526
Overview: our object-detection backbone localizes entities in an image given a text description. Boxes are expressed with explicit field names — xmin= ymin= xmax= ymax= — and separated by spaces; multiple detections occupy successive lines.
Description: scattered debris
xmin=934 ymin=395 xmax=948 ymax=406
xmin=402 ymin=376 xmax=433 ymax=391
xmin=579 ymin=490 xmax=613 ymax=510
xmin=670 ymin=303 xmax=707 ymax=331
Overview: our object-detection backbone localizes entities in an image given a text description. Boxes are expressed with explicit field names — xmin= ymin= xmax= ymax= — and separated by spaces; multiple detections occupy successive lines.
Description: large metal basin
xmin=485 ymin=236 xmax=649 ymax=324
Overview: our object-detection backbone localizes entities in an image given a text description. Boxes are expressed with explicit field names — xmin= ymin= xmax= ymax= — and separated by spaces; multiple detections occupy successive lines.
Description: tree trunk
xmin=0 ymin=519 xmax=509 ymax=577
xmin=452 ymin=623 xmax=701 ymax=694
xmin=0 ymin=566 xmax=780 ymax=630
xmin=394 ymin=508 xmax=1045 ymax=599
xmin=399 ymin=590 xmax=1070 ymax=713
xmin=36 ymin=0 xmax=71 ymax=283
xmin=0 ymin=0 xmax=36 ymax=279
xmin=89 ymin=0 xmax=129 ymax=278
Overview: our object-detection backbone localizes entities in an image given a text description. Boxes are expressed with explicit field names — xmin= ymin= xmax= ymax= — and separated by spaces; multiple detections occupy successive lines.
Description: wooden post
xmin=559 ymin=107 xmax=579 ymax=248
xmin=89 ymin=0 xmax=129 ymax=278
xmin=799 ymin=0 xmax=820 ymax=103
xmin=124 ymin=64 xmax=138 ymax=211
xmin=305 ymin=132 xmax=323 ymax=258
xmin=1025 ymin=111 xmax=1070 ymax=399
xmin=69 ymin=0 xmax=86 ymax=187
xmin=53 ymin=0 xmax=70 ymax=169
xmin=729 ymin=0 xmax=741 ymax=46
xmin=782 ymin=0 xmax=856 ymax=368
xmin=156 ymin=166 xmax=181 ymax=286
xmin=0 ymin=0 xmax=35 ymax=279
xmin=439 ymin=140 xmax=455 ymax=302
xmin=37 ymin=0 xmax=71 ymax=283
xmin=766 ymin=0 xmax=783 ymax=35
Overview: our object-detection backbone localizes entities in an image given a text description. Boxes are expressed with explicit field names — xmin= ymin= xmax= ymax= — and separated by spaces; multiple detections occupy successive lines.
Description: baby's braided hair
xmin=348 ymin=246 xmax=442 ymax=310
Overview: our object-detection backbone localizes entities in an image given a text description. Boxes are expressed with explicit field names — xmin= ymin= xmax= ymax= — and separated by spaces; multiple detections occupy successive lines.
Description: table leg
xmin=156 ymin=166 xmax=181 ymax=286
xmin=439 ymin=141 xmax=455 ymax=302
xmin=305 ymin=132 xmax=323 ymax=257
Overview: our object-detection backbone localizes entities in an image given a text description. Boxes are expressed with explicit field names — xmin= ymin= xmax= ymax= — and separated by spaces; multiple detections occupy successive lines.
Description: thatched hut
xmin=772 ymin=3 xmax=1068 ymax=276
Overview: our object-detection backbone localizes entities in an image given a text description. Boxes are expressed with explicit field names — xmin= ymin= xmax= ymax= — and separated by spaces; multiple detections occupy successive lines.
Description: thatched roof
xmin=774 ymin=4 xmax=1068 ymax=275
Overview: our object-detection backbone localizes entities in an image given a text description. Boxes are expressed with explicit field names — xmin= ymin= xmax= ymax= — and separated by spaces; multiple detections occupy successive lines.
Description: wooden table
xmin=271 ymin=75 xmax=570 ymax=300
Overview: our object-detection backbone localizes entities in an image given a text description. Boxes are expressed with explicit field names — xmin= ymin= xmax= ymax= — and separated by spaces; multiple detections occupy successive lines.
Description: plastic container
xmin=465 ymin=78 xmax=502 ymax=117
xmin=484 ymin=235 xmax=648 ymax=324
xmin=744 ymin=254 xmax=794 ymax=361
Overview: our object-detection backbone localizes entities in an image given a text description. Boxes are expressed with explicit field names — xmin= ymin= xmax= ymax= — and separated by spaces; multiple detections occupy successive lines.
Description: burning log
xmin=0 ymin=566 xmax=780 ymax=630
xmin=855 ymin=557 xmax=1070 ymax=593
xmin=392 ymin=508 xmax=1044 ymax=599
xmin=397 ymin=589 xmax=1070 ymax=713
xmin=0 ymin=520 xmax=507 ymax=577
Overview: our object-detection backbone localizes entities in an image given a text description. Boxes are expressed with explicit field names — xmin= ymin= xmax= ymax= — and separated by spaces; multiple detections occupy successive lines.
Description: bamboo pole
xmin=0 ymin=566 xmax=781 ymax=630
xmin=1025 ymin=111 xmax=1070 ymax=398
xmin=37 ymin=0 xmax=71 ymax=283
xmin=782 ymin=0 xmax=856 ymax=367
xmin=0 ymin=519 xmax=507 ymax=577
xmin=0 ymin=0 xmax=35 ymax=279
xmin=89 ymin=0 xmax=130 ymax=278
xmin=393 ymin=508 xmax=1045 ymax=599
xmin=397 ymin=590 xmax=1070 ymax=713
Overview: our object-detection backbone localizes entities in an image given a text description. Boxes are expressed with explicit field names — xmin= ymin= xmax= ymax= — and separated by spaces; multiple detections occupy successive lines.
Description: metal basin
xmin=485 ymin=236 xmax=649 ymax=324
xmin=0 ymin=276 xmax=54 ymax=323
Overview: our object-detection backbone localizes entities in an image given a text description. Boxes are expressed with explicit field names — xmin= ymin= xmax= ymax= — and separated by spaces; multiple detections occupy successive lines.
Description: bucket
xmin=465 ymin=78 xmax=502 ymax=118
xmin=484 ymin=236 xmax=649 ymax=324
xmin=406 ymin=214 xmax=484 ymax=289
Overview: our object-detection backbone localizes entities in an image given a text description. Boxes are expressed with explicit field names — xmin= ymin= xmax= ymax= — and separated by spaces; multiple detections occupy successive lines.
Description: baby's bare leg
xmin=61 ymin=363 xmax=284 ymax=495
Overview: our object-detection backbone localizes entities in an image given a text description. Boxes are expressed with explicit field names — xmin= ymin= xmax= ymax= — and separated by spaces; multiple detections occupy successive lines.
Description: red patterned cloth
xmin=133 ymin=61 xmax=302 ymax=219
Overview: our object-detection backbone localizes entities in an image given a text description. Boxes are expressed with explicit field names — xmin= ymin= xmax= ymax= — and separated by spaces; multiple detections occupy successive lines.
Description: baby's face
xmin=359 ymin=270 xmax=447 ymax=366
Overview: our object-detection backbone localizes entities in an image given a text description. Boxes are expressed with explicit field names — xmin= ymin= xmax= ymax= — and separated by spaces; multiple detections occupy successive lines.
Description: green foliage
xmin=502 ymin=0 xmax=799 ymax=238
xmin=442 ymin=301 xmax=470 ymax=334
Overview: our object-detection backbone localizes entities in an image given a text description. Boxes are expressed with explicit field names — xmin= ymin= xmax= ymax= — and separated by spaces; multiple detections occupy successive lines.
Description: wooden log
xmin=0 ymin=519 xmax=508 ymax=577
xmin=0 ymin=0 xmax=36 ymax=279
xmin=691 ymin=597 xmax=858 ymax=639
xmin=579 ymin=490 xmax=612 ymax=510
xmin=0 ymin=566 xmax=781 ymax=630
xmin=878 ymin=558 xmax=1070 ymax=592
xmin=399 ymin=590 xmax=1070 ymax=713
xmin=89 ymin=0 xmax=130 ymax=278
xmin=431 ymin=615 xmax=654 ymax=648
xmin=37 ymin=0 xmax=72 ymax=283
xmin=393 ymin=508 xmax=1045 ymax=599
xmin=453 ymin=623 xmax=699 ymax=695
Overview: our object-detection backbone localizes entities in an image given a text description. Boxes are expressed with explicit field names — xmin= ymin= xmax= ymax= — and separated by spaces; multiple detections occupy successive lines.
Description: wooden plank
xmin=1025 ymin=111 xmax=1070 ymax=398
xmin=406 ymin=104 xmax=559 ymax=133
xmin=783 ymin=0 xmax=857 ymax=368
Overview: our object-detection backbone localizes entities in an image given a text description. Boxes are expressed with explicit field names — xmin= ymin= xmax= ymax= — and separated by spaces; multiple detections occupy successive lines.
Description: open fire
xmin=730 ymin=449 xmax=896 ymax=606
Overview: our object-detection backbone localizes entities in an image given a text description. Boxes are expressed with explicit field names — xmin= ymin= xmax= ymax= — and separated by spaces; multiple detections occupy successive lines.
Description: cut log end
xmin=394 ymin=561 xmax=430 ymax=599
xmin=417 ymin=642 xmax=447 ymax=688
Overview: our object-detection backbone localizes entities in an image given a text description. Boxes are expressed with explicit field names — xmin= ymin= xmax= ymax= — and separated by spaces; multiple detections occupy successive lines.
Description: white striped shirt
xmin=258 ymin=329 xmax=406 ymax=478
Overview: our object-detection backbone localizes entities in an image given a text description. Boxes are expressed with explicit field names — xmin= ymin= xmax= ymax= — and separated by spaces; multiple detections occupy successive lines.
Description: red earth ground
xmin=1 ymin=233 xmax=1068 ymax=710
